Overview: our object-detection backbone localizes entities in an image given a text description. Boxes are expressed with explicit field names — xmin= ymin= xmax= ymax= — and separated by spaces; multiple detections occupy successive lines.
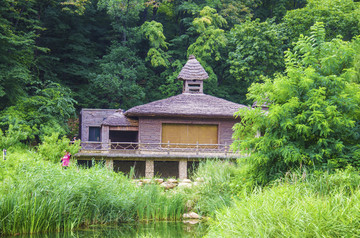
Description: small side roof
xmin=177 ymin=55 xmax=209 ymax=81
xmin=102 ymin=110 xmax=138 ymax=126
xmin=125 ymin=93 xmax=247 ymax=119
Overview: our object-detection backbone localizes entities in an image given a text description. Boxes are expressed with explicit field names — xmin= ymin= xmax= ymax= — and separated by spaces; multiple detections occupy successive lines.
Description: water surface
xmin=8 ymin=221 xmax=208 ymax=238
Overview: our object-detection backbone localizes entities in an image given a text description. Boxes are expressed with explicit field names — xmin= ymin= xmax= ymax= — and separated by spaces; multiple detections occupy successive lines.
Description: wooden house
xmin=78 ymin=55 xmax=247 ymax=178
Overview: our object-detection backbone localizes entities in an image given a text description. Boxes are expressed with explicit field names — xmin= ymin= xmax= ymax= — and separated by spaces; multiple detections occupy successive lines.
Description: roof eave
xmin=124 ymin=112 xmax=241 ymax=120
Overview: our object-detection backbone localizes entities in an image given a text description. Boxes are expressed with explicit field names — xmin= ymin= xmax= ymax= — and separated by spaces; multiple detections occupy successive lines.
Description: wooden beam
xmin=109 ymin=126 xmax=139 ymax=131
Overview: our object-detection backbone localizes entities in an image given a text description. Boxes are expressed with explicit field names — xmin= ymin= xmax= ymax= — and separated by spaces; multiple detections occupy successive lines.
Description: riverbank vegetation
xmin=0 ymin=148 xmax=187 ymax=235
xmin=206 ymin=168 xmax=360 ymax=237
xmin=2 ymin=148 xmax=360 ymax=237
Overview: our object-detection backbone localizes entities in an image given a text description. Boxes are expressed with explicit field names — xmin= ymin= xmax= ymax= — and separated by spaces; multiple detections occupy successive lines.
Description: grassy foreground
xmin=0 ymin=149 xmax=186 ymax=236
xmin=2 ymin=148 xmax=360 ymax=237
xmin=205 ymin=169 xmax=360 ymax=237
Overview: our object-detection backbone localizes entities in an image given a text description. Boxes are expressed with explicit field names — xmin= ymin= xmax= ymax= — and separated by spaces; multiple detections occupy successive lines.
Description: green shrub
xmin=0 ymin=122 xmax=31 ymax=149
xmin=37 ymin=132 xmax=80 ymax=163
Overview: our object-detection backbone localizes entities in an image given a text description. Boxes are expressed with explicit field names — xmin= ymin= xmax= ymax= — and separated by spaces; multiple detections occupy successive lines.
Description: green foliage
xmin=188 ymin=6 xmax=227 ymax=62
xmin=36 ymin=1 xmax=111 ymax=109
xmin=142 ymin=21 xmax=168 ymax=49
xmin=0 ymin=123 xmax=30 ymax=150
xmin=213 ymin=0 xmax=257 ymax=27
xmin=98 ymin=0 xmax=145 ymax=42
xmin=277 ymin=167 xmax=360 ymax=196
xmin=2 ymin=0 xmax=360 ymax=146
xmin=0 ymin=83 xmax=76 ymax=143
xmin=141 ymin=20 xmax=169 ymax=67
xmin=89 ymin=44 xmax=147 ymax=109
xmin=37 ymin=132 xmax=81 ymax=163
xmin=186 ymin=6 xmax=233 ymax=99
xmin=284 ymin=0 xmax=360 ymax=41
xmin=253 ymin=0 xmax=307 ymax=22
xmin=61 ymin=0 xmax=91 ymax=15
xmin=98 ymin=0 xmax=145 ymax=20
xmin=228 ymin=19 xmax=286 ymax=85
xmin=0 ymin=0 xmax=46 ymax=110
xmin=232 ymin=23 xmax=360 ymax=184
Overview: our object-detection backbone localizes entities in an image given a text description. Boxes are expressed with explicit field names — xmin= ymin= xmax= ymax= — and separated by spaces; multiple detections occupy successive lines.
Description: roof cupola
xmin=177 ymin=55 xmax=208 ymax=94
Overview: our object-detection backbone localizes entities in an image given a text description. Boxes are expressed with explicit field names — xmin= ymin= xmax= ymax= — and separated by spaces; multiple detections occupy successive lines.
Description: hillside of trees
xmin=1 ymin=0 xmax=360 ymax=145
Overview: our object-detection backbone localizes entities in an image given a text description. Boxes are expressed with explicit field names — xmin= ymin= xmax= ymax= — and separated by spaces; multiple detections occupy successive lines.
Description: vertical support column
xmin=179 ymin=159 xmax=188 ymax=179
xmin=101 ymin=126 xmax=110 ymax=151
xmin=145 ymin=159 xmax=154 ymax=178
xmin=106 ymin=159 xmax=114 ymax=171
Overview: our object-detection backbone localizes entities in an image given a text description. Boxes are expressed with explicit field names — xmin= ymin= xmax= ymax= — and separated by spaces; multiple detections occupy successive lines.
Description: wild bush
xmin=232 ymin=23 xmax=360 ymax=185
xmin=37 ymin=132 xmax=81 ymax=163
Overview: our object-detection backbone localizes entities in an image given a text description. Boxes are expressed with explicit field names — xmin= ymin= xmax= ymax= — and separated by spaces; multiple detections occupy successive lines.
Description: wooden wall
xmin=138 ymin=117 xmax=240 ymax=145
xmin=80 ymin=109 xmax=117 ymax=141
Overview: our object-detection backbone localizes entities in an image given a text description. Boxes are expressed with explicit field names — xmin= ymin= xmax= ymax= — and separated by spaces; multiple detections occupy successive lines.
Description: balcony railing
xmin=79 ymin=141 xmax=240 ymax=157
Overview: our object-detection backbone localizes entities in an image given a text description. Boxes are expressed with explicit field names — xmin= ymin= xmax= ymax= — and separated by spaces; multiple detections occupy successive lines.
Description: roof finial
xmin=177 ymin=55 xmax=209 ymax=81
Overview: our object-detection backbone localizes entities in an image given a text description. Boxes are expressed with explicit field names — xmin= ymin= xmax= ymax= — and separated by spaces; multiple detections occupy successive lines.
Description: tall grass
xmin=0 ymin=150 xmax=186 ymax=236
xmin=189 ymin=159 xmax=240 ymax=216
xmin=205 ymin=168 xmax=360 ymax=237
xmin=134 ymin=185 xmax=185 ymax=221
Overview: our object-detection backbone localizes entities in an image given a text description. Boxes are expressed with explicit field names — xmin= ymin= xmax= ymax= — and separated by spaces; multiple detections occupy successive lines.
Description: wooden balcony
xmin=76 ymin=142 xmax=242 ymax=159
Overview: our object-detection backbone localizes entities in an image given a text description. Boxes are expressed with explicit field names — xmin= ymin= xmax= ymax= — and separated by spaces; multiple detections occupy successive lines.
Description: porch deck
xmin=76 ymin=142 xmax=242 ymax=159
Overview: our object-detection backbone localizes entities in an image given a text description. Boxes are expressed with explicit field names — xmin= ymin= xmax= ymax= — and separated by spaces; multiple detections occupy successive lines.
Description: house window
xmin=162 ymin=124 xmax=218 ymax=147
xmin=89 ymin=127 xmax=101 ymax=141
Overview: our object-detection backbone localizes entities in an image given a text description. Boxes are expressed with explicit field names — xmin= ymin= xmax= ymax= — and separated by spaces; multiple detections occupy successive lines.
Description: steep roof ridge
xmin=177 ymin=55 xmax=209 ymax=81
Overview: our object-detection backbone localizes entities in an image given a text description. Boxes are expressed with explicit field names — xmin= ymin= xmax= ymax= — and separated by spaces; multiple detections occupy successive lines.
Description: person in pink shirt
xmin=61 ymin=150 xmax=71 ymax=168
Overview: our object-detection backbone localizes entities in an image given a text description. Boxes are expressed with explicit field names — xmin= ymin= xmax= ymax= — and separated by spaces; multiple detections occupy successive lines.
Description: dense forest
xmin=1 ymin=0 xmax=360 ymax=145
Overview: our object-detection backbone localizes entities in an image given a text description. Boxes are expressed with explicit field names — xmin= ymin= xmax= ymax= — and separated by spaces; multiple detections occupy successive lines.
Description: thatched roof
xmin=177 ymin=55 xmax=209 ymax=81
xmin=102 ymin=110 xmax=139 ymax=126
xmin=125 ymin=94 xmax=247 ymax=118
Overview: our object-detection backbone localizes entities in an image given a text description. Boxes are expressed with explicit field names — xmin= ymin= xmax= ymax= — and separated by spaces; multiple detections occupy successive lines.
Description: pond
xmin=6 ymin=221 xmax=208 ymax=238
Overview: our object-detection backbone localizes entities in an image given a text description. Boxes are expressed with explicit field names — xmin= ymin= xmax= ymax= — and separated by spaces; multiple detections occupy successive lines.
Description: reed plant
xmin=189 ymin=159 xmax=240 ymax=216
xmin=0 ymin=150 xmax=187 ymax=236
xmin=134 ymin=184 xmax=186 ymax=221
xmin=205 ymin=168 xmax=360 ymax=237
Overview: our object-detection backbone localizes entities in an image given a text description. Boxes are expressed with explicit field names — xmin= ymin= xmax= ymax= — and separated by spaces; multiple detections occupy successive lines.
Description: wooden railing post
xmin=80 ymin=141 xmax=240 ymax=158
xmin=224 ymin=142 xmax=227 ymax=156
xmin=167 ymin=141 xmax=170 ymax=154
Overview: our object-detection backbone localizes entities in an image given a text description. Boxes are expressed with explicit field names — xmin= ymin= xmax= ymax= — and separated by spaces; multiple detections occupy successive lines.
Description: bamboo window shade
xmin=162 ymin=124 xmax=218 ymax=148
